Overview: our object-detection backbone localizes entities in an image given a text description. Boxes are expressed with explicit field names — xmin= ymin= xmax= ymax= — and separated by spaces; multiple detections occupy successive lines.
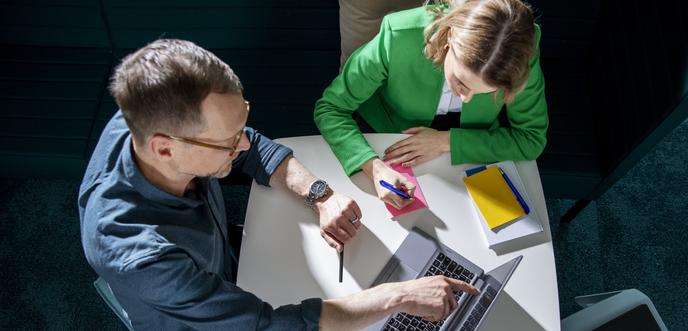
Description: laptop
xmin=366 ymin=227 xmax=522 ymax=331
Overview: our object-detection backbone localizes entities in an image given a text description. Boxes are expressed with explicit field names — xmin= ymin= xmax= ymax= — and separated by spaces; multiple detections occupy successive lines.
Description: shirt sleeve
xmin=116 ymin=248 xmax=322 ymax=331
xmin=313 ymin=16 xmax=393 ymax=176
xmin=449 ymin=25 xmax=548 ymax=164
xmin=232 ymin=127 xmax=293 ymax=186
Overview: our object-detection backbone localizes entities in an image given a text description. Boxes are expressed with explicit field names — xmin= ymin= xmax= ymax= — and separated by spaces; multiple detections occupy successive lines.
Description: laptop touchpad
xmin=387 ymin=262 xmax=420 ymax=283
xmin=396 ymin=229 xmax=438 ymax=271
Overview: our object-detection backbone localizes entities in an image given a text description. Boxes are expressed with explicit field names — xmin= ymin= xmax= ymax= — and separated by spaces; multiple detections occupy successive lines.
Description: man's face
xmin=170 ymin=92 xmax=251 ymax=179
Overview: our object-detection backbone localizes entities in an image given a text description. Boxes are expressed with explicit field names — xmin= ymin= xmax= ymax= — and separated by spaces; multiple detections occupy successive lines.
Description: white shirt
xmin=436 ymin=80 xmax=462 ymax=115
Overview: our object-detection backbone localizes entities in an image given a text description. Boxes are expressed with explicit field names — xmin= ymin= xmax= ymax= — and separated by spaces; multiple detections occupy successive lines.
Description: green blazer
xmin=314 ymin=7 xmax=548 ymax=176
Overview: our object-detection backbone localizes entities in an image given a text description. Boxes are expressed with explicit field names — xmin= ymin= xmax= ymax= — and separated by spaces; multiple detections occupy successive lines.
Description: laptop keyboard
xmin=382 ymin=252 xmax=475 ymax=331
xmin=459 ymin=286 xmax=497 ymax=331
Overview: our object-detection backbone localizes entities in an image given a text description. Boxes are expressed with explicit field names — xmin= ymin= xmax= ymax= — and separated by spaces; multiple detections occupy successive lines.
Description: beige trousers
xmin=338 ymin=0 xmax=424 ymax=67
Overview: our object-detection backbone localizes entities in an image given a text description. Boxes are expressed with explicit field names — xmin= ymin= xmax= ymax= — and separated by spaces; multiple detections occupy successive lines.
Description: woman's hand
xmin=361 ymin=158 xmax=416 ymax=210
xmin=383 ymin=127 xmax=450 ymax=167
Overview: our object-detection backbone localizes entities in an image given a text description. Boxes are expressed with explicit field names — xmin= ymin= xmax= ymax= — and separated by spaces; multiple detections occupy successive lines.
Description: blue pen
xmin=497 ymin=168 xmax=530 ymax=214
xmin=379 ymin=180 xmax=411 ymax=200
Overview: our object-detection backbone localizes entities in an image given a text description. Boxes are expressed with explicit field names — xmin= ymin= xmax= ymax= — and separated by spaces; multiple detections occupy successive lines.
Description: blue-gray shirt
xmin=78 ymin=111 xmax=322 ymax=330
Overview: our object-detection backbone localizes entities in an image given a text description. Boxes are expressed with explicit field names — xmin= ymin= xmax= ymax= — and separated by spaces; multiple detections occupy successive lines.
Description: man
xmin=78 ymin=39 xmax=477 ymax=330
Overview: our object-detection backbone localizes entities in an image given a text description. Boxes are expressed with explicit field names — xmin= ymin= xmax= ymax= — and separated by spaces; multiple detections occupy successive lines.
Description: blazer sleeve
xmin=314 ymin=16 xmax=393 ymax=176
xmin=449 ymin=26 xmax=548 ymax=164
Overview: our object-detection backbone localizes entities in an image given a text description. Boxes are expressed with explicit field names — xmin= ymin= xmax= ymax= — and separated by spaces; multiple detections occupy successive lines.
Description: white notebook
xmin=462 ymin=160 xmax=543 ymax=249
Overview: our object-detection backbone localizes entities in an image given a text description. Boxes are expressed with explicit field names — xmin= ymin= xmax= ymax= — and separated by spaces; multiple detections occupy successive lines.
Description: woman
xmin=315 ymin=0 xmax=548 ymax=209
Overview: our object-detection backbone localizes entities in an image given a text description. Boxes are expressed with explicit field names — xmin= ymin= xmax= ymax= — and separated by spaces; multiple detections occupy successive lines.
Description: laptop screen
xmin=596 ymin=304 xmax=662 ymax=331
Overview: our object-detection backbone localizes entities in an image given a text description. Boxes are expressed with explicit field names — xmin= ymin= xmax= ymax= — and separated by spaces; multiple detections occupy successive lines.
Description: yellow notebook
xmin=463 ymin=166 xmax=526 ymax=229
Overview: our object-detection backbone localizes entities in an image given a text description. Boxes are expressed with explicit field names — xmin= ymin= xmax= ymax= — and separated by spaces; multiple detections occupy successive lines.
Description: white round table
xmin=237 ymin=134 xmax=560 ymax=330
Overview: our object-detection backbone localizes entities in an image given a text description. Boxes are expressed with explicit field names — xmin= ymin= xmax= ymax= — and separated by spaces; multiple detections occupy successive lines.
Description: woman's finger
xmin=401 ymin=154 xmax=425 ymax=168
xmin=397 ymin=176 xmax=417 ymax=198
xmin=384 ymin=137 xmax=413 ymax=154
xmin=382 ymin=191 xmax=412 ymax=210
xmin=383 ymin=144 xmax=415 ymax=160
xmin=386 ymin=151 xmax=419 ymax=166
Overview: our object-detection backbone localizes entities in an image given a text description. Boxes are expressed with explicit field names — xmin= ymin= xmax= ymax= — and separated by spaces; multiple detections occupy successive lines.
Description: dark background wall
xmin=1 ymin=0 xmax=686 ymax=203
xmin=0 ymin=0 xmax=340 ymax=179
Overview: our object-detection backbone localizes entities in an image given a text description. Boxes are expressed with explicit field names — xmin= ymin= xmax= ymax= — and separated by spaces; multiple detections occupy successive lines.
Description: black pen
xmin=338 ymin=248 xmax=344 ymax=283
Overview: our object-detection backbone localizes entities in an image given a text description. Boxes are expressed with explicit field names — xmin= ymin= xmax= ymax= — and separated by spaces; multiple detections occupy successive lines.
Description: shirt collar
xmin=442 ymin=79 xmax=452 ymax=94
xmin=121 ymin=135 xmax=204 ymax=208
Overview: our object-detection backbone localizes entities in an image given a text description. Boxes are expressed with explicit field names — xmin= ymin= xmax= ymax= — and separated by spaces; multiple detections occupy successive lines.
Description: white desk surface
xmin=237 ymin=134 xmax=560 ymax=330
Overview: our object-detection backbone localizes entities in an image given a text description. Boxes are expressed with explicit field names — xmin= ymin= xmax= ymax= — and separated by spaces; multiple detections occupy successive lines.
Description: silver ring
xmin=349 ymin=217 xmax=359 ymax=225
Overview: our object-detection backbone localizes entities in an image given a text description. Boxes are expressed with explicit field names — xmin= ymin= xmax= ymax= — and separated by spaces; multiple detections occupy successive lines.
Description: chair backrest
xmin=93 ymin=277 xmax=134 ymax=331
xmin=561 ymin=289 xmax=668 ymax=331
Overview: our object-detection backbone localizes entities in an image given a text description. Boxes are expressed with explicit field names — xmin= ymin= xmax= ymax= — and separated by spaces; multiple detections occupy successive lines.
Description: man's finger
xmin=321 ymin=232 xmax=342 ymax=252
xmin=343 ymin=209 xmax=361 ymax=231
xmin=445 ymin=285 xmax=458 ymax=313
xmin=445 ymin=277 xmax=480 ymax=295
xmin=331 ymin=227 xmax=351 ymax=243
xmin=351 ymin=202 xmax=363 ymax=227
xmin=442 ymin=296 xmax=453 ymax=320
xmin=337 ymin=215 xmax=358 ymax=238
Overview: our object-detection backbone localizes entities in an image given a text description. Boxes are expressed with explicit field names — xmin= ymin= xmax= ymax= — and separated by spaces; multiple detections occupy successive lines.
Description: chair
xmin=93 ymin=277 xmax=134 ymax=331
xmin=561 ymin=289 xmax=668 ymax=331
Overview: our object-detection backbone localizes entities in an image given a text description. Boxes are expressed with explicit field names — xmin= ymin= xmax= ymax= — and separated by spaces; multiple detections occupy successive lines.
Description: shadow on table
xmin=489 ymin=229 xmax=550 ymax=256
xmin=480 ymin=290 xmax=546 ymax=331
xmin=340 ymin=225 xmax=393 ymax=289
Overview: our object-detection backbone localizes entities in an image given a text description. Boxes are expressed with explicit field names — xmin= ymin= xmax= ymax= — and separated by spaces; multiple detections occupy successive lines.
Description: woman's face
xmin=443 ymin=43 xmax=497 ymax=103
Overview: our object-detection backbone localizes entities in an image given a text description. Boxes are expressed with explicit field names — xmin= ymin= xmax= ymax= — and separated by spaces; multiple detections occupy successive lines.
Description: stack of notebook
xmin=462 ymin=160 xmax=543 ymax=249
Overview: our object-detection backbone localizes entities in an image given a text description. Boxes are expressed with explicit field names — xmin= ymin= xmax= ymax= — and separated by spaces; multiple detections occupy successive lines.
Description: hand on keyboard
xmin=393 ymin=275 xmax=480 ymax=322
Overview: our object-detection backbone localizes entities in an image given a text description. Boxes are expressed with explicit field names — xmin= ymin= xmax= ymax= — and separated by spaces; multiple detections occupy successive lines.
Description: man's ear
xmin=148 ymin=134 xmax=174 ymax=161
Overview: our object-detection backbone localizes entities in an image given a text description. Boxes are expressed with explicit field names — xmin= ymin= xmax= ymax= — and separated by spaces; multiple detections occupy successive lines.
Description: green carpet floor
xmin=1 ymin=120 xmax=686 ymax=330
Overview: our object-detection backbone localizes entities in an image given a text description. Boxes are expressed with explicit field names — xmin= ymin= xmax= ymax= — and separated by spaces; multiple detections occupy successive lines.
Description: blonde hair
xmin=424 ymin=0 xmax=535 ymax=103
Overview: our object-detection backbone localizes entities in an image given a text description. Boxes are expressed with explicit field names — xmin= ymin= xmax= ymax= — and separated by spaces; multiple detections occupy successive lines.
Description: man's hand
xmin=383 ymin=127 xmax=450 ymax=167
xmin=393 ymin=275 xmax=480 ymax=321
xmin=315 ymin=192 xmax=362 ymax=252
xmin=361 ymin=158 xmax=415 ymax=210
xmin=320 ymin=275 xmax=479 ymax=330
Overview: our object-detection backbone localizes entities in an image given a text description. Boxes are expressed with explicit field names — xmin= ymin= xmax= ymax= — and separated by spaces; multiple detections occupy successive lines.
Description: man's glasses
xmin=162 ymin=101 xmax=250 ymax=156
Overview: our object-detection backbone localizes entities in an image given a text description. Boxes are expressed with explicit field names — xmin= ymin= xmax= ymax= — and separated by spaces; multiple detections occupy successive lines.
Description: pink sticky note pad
xmin=384 ymin=163 xmax=428 ymax=218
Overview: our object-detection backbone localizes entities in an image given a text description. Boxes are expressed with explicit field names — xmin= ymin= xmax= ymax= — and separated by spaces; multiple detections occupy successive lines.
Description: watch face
xmin=311 ymin=180 xmax=327 ymax=197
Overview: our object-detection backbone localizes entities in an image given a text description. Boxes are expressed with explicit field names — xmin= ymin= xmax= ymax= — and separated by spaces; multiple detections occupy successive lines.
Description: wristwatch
xmin=305 ymin=179 xmax=332 ymax=208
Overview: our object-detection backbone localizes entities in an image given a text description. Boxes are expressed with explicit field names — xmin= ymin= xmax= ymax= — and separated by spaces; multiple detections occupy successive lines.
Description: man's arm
xmin=112 ymin=249 xmax=322 ymax=330
xmin=232 ymin=128 xmax=362 ymax=250
xmin=320 ymin=276 xmax=480 ymax=330
xmin=269 ymin=155 xmax=362 ymax=251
